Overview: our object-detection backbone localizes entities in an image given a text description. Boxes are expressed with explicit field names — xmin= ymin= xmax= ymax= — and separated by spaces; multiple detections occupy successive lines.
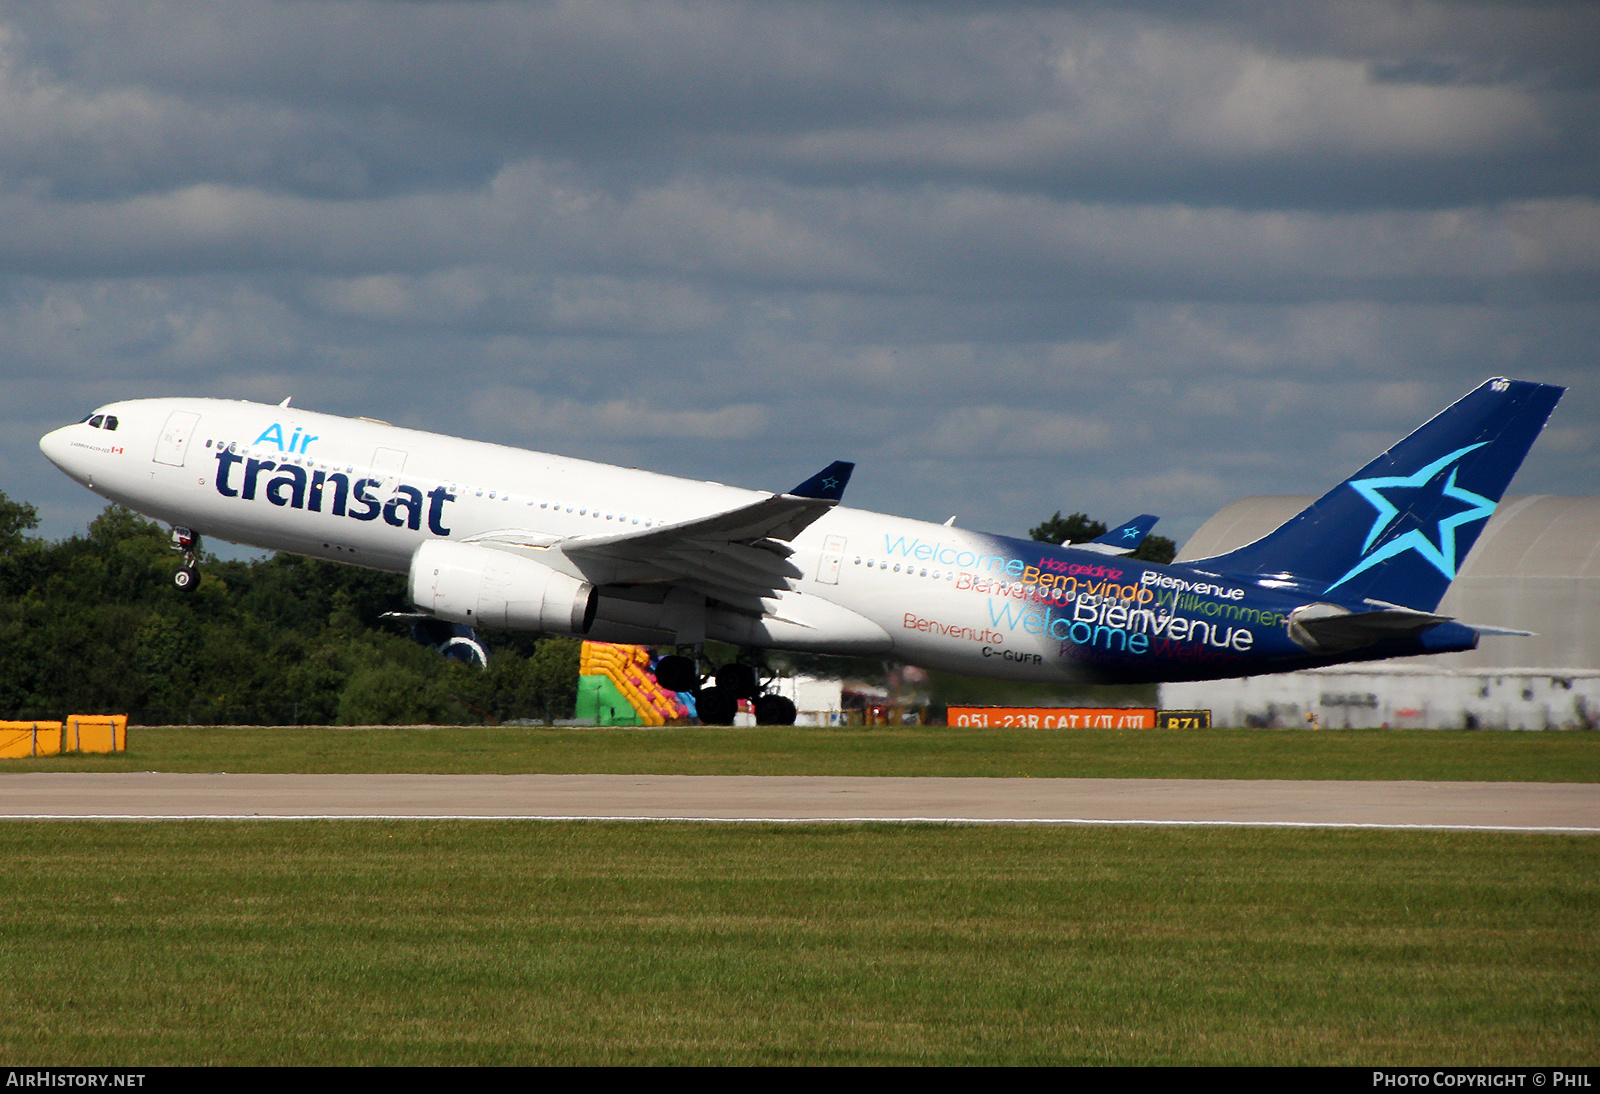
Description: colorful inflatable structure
xmin=576 ymin=642 xmax=696 ymax=726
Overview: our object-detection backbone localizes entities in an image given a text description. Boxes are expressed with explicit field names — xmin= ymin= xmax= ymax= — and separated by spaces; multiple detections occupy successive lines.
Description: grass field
xmin=4 ymin=726 xmax=1596 ymax=1064
xmin=0 ymin=821 xmax=1594 ymax=1066
xmin=6 ymin=723 xmax=1600 ymax=780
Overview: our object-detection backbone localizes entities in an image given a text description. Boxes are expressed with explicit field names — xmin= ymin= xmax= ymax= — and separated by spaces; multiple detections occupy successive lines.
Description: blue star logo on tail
xmin=1325 ymin=442 xmax=1496 ymax=594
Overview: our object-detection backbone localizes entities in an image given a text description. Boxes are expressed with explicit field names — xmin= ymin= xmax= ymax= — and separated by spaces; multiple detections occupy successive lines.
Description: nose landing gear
xmin=170 ymin=526 xmax=201 ymax=593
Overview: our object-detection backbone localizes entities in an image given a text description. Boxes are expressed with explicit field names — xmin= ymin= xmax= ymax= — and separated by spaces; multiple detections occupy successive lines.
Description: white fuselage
xmin=42 ymin=397 xmax=1107 ymax=682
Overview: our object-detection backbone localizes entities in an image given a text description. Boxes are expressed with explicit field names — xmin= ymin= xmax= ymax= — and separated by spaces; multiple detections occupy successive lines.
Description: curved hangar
xmin=1169 ymin=495 xmax=1600 ymax=728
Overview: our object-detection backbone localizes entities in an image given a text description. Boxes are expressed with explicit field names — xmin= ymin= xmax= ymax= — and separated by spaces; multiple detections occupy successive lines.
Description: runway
xmin=3 ymin=773 xmax=1598 ymax=831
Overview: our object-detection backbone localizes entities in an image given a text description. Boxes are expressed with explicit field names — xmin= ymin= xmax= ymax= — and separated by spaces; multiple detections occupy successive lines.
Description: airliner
xmin=39 ymin=378 xmax=1563 ymax=724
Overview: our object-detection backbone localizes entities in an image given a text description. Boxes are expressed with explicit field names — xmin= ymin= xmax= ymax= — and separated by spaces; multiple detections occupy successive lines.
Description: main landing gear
xmin=653 ymin=653 xmax=798 ymax=726
xmin=170 ymin=526 xmax=201 ymax=593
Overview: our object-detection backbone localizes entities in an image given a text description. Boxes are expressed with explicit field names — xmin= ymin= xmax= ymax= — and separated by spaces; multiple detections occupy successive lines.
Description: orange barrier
xmin=0 ymin=721 xmax=64 ymax=758
xmin=947 ymin=706 xmax=1156 ymax=729
xmin=63 ymin=714 xmax=128 ymax=752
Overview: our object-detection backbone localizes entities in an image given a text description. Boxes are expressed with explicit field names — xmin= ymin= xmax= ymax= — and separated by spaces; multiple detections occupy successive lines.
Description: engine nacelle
xmin=409 ymin=540 xmax=597 ymax=635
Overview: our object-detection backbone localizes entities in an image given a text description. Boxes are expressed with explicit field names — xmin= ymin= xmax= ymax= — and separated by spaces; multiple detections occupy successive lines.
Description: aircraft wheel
xmin=755 ymin=694 xmax=797 ymax=726
xmin=695 ymin=686 xmax=738 ymax=726
xmin=172 ymin=566 xmax=200 ymax=593
xmin=654 ymin=654 xmax=699 ymax=693
xmin=715 ymin=662 xmax=760 ymax=700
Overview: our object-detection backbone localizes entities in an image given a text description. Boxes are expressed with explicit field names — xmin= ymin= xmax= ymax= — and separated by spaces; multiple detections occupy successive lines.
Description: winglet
xmin=788 ymin=460 xmax=854 ymax=501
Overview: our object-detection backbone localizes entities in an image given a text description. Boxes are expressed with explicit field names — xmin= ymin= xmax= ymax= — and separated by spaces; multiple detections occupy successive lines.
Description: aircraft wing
xmin=471 ymin=461 xmax=855 ymax=613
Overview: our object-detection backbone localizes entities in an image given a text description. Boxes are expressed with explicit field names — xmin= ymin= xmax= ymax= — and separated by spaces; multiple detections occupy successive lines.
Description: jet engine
xmin=409 ymin=540 xmax=597 ymax=635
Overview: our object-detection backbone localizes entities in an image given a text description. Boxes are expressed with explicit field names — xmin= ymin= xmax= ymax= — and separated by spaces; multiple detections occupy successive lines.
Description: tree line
xmin=0 ymin=492 xmax=579 ymax=725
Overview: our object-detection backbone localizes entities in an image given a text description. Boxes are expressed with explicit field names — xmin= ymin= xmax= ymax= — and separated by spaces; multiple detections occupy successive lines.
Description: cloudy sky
xmin=4 ymin=0 xmax=1596 ymax=554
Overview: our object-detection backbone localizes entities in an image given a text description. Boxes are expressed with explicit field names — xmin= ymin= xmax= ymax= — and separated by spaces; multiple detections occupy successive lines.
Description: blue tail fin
xmin=1072 ymin=514 xmax=1160 ymax=555
xmin=1187 ymin=378 xmax=1564 ymax=611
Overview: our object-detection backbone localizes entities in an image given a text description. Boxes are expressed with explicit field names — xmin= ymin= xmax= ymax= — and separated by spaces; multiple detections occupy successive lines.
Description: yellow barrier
xmin=0 ymin=721 xmax=64 ymax=758
xmin=64 ymin=715 xmax=128 ymax=753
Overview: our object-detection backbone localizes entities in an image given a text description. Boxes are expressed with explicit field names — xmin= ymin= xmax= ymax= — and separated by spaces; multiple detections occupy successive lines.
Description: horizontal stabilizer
xmin=1287 ymin=602 xmax=1452 ymax=654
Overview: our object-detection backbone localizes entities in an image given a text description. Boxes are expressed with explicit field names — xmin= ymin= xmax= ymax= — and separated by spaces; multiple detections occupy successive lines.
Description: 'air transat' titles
xmin=213 ymin=449 xmax=455 ymax=535
xmin=253 ymin=422 xmax=318 ymax=454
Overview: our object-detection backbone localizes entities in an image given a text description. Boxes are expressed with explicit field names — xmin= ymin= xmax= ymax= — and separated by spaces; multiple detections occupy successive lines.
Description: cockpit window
xmin=103 ymin=416 xmax=119 ymax=431
xmin=89 ymin=414 xmax=104 ymax=428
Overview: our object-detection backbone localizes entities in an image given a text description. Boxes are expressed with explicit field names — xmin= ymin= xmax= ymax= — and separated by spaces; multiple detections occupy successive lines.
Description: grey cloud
xmin=4 ymin=166 xmax=1594 ymax=307
xmin=5 ymin=3 xmax=1593 ymax=208
xmin=3 ymin=0 xmax=1595 ymax=552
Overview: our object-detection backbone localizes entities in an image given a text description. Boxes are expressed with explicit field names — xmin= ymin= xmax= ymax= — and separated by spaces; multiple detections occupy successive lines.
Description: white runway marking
xmin=2 ymin=813 xmax=1596 ymax=832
